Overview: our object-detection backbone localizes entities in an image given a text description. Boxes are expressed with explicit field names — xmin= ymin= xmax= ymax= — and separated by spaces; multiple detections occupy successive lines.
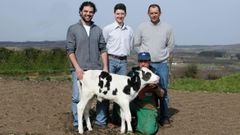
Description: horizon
xmin=0 ymin=40 xmax=240 ymax=46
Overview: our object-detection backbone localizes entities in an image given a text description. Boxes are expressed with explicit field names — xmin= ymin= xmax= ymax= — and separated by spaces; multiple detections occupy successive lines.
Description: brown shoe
xmin=162 ymin=119 xmax=171 ymax=128
xmin=107 ymin=122 xmax=118 ymax=129
xmin=159 ymin=88 xmax=165 ymax=97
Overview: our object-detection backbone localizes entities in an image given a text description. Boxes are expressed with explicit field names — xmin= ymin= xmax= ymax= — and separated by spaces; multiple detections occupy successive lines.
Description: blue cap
xmin=138 ymin=52 xmax=151 ymax=61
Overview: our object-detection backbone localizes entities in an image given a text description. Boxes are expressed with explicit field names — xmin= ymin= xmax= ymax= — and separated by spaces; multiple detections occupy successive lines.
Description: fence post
xmin=168 ymin=53 xmax=174 ymax=86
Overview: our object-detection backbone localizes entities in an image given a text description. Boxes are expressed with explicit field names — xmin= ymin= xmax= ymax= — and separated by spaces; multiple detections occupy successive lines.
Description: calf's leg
xmin=119 ymin=107 xmax=126 ymax=134
xmin=84 ymin=97 xmax=94 ymax=131
xmin=77 ymin=96 xmax=92 ymax=134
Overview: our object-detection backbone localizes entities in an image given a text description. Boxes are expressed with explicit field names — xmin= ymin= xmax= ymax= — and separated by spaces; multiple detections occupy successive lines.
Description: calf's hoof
xmin=78 ymin=129 xmax=83 ymax=134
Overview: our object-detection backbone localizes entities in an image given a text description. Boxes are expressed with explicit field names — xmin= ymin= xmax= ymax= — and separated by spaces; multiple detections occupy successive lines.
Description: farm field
xmin=0 ymin=42 xmax=240 ymax=134
xmin=0 ymin=80 xmax=240 ymax=135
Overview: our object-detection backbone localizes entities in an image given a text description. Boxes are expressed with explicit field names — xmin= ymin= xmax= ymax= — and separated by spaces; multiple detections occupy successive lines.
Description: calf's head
xmin=136 ymin=67 xmax=159 ymax=86
xmin=123 ymin=67 xmax=160 ymax=95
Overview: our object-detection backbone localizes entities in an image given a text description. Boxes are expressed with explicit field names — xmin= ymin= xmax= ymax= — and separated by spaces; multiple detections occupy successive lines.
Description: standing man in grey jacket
xmin=65 ymin=1 xmax=108 ymax=131
xmin=134 ymin=3 xmax=175 ymax=127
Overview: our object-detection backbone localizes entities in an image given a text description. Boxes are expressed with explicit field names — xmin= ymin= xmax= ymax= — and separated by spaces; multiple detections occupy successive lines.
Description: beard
xmin=80 ymin=14 xmax=93 ymax=24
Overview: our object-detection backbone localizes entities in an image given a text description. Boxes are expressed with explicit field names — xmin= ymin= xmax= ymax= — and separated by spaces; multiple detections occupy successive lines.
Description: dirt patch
xmin=0 ymin=80 xmax=239 ymax=135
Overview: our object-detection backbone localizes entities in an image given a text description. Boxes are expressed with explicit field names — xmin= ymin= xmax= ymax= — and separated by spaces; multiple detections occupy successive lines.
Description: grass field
xmin=171 ymin=73 xmax=240 ymax=93
xmin=0 ymin=48 xmax=69 ymax=75
xmin=1 ymin=46 xmax=240 ymax=135
xmin=1 ymin=47 xmax=240 ymax=93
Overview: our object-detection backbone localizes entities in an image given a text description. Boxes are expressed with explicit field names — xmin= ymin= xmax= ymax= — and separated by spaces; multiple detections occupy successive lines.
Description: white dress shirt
xmin=103 ymin=21 xmax=133 ymax=56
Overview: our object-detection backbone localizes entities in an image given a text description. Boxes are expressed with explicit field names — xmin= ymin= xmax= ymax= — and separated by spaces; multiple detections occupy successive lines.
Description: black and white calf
xmin=77 ymin=67 xmax=160 ymax=134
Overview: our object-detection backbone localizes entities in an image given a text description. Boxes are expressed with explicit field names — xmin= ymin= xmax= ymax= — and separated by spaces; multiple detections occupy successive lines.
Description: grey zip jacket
xmin=66 ymin=20 xmax=107 ymax=71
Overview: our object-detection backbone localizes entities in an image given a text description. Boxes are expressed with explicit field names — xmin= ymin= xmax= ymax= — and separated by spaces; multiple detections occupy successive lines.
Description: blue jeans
xmin=151 ymin=62 xmax=169 ymax=121
xmin=108 ymin=57 xmax=128 ymax=75
xmin=71 ymin=71 xmax=80 ymax=127
xmin=95 ymin=57 xmax=127 ymax=125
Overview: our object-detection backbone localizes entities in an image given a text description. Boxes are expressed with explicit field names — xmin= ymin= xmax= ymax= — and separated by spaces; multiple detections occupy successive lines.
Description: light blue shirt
xmin=103 ymin=21 xmax=133 ymax=56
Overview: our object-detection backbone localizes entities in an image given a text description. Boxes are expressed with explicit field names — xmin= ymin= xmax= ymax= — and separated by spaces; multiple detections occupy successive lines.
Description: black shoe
xmin=73 ymin=125 xmax=78 ymax=132
xmin=161 ymin=119 xmax=171 ymax=128
xmin=94 ymin=123 xmax=106 ymax=129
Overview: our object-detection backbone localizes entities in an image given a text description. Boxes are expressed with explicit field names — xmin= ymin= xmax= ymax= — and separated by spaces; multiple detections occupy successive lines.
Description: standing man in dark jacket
xmin=65 ymin=1 xmax=108 ymax=131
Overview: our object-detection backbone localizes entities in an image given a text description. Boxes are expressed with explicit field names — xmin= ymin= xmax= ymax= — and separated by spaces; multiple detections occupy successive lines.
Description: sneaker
xmin=94 ymin=123 xmax=106 ymax=129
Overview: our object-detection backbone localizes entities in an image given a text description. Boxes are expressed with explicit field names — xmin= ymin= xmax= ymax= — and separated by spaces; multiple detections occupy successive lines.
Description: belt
xmin=143 ymin=104 xmax=156 ymax=109
xmin=108 ymin=54 xmax=127 ymax=60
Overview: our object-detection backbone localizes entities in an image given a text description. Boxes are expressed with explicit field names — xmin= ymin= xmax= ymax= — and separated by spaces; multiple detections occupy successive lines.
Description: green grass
xmin=1 ymin=47 xmax=240 ymax=93
xmin=0 ymin=48 xmax=70 ymax=75
xmin=170 ymin=73 xmax=240 ymax=93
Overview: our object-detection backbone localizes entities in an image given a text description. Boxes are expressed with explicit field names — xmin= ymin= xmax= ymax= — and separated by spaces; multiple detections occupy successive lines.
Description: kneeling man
xmin=130 ymin=52 xmax=164 ymax=135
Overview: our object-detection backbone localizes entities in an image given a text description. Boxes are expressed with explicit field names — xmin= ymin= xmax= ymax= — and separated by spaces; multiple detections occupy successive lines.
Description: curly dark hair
xmin=79 ymin=1 xmax=97 ymax=13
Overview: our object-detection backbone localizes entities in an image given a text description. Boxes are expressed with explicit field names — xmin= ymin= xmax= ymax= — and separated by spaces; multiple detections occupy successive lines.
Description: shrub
xmin=198 ymin=51 xmax=226 ymax=57
xmin=236 ymin=53 xmax=240 ymax=60
xmin=0 ymin=48 xmax=14 ymax=63
xmin=184 ymin=64 xmax=198 ymax=78
xmin=207 ymin=72 xmax=222 ymax=80
xmin=0 ymin=48 xmax=69 ymax=75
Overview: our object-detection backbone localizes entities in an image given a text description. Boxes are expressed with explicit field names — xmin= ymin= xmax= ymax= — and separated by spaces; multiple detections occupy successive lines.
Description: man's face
xmin=80 ymin=6 xmax=94 ymax=23
xmin=138 ymin=60 xmax=151 ymax=68
xmin=148 ymin=6 xmax=160 ymax=24
xmin=114 ymin=9 xmax=126 ymax=24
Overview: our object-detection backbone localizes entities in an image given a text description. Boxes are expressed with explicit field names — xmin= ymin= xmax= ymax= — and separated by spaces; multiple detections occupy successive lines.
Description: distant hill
xmin=0 ymin=41 xmax=240 ymax=54
xmin=175 ymin=43 xmax=240 ymax=54
xmin=176 ymin=43 xmax=240 ymax=48
xmin=0 ymin=41 xmax=65 ymax=48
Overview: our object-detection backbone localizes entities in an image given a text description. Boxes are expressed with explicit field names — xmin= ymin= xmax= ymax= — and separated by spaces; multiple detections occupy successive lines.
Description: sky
xmin=0 ymin=0 xmax=239 ymax=45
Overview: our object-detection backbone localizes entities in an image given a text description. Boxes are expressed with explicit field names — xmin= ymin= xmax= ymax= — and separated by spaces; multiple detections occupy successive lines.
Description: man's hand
xmin=147 ymin=84 xmax=158 ymax=89
xmin=103 ymin=66 xmax=108 ymax=72
xmin=140 ymin=85 xmax=165 ymax=98
xmin=76 ymin=68 xmax=84 ymax=80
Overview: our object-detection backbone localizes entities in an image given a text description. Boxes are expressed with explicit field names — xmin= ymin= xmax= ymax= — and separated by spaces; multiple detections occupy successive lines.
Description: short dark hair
xmin=148 ymin=4 xmax=161 ymax=13
xmin=114 ymin=3 xmax=126 ymax=13
xmin=79 ymin=1 xmax=97 ymax=13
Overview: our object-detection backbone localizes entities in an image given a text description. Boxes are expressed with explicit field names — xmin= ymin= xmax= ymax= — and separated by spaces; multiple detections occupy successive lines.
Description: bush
xmin=0 ymin=48 xmax=69 ymax=75
xmin=0 ymin=48 xmax=14 ymax=63
xmin=184 ymin=64 xmax=198 ymax=78
xmin=207 ymin=72 xmax=222 ymax=80
xmin=236 ymin=53 xmax=240 ymax=60
xmin=198 ymin=51 xmax=226 ymax=57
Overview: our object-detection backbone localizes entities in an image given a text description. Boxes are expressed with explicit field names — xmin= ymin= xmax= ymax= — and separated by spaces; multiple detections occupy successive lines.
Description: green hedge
xmin=0 ymin=48 xmax=70 ymax=75
xmin=170 ymin=73 xmax=240 ymax=93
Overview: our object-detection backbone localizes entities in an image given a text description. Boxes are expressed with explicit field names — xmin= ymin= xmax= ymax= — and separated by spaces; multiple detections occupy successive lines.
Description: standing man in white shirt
xmin=95 ymin=3 xmax=133 ymax=128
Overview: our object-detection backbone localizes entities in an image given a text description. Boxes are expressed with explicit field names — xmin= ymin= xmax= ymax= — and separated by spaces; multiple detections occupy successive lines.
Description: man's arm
xmin=68 ymin=53 xmax=84 ymax=80
xmin=101 ymin=52 xmax=108 ymax=72
xmin=99 ymin=29 xmax=108 ymax=72
xmin=133 ymin=26 xmax=142 ymax=53
xmin=66 ymin=26 xmax=84 ymax=80
xmin=166 ymin=27 xmax=175 ymax=53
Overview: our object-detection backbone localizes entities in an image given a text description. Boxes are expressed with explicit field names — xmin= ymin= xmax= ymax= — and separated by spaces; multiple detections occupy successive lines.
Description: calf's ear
xmin=132 ymin=67 xmax=140 ymax=71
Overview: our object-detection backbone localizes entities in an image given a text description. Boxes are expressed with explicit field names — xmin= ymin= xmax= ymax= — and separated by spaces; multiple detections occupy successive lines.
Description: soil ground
xmin=0 ymin=80 xmax=240 ymax=135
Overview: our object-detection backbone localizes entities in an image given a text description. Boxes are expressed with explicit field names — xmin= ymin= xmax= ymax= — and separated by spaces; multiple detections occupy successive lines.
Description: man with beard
xmin=65 ymin=1 xmax=108 ymax=132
